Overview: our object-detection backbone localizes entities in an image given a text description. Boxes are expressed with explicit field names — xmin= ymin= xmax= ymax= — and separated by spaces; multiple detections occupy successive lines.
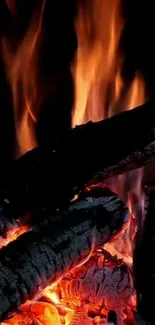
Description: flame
xmin=2 ymin=0 xmax=46 ymax=157
xmin=0 ymin=225 xmax=29 ymax=249
xmin=42 ymin=291 xmax=75 ymax=325
xmin=71 ymin=0 xmax=146 ymax=268
xmin=104 ymin=168 xmax=145 ymax=266
xmin=44 ymin=291 xmax=60 ymax=305
xmin=9 ymin=302 xmax=62 ymax=325
xmin=72 ymin=0 xmax=145 ymax=127
xmin=2 ymin=1 xmax=146 ymax=324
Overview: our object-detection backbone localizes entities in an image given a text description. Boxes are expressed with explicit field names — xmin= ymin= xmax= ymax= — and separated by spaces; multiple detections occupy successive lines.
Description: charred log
xmin=133 ymin=190 xmax=155 ymax=325
xmin=0 ymin=189 xmax=129 ymax=321
xmin=1 ymin=100 xmax=155 ymax=220
xmin=54 ymin=253 xmax=134 ymax=317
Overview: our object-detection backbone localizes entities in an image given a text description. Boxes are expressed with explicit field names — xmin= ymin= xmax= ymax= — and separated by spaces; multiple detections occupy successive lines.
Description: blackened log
xmin=1 ymin=100 xmax=155 ymax=218
xmin=0 ymin=189 xmax=129 ymax=321
xmin=133 ymin=190 xmax=155 ymax=325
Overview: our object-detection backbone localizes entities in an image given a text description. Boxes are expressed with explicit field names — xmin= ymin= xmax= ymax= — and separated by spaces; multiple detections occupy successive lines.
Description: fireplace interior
xmin=0 ymin=0 xmax=155 ymax=324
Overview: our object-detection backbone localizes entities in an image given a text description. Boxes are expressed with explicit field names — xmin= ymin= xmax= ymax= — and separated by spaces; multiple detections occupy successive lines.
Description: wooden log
xmin=54 ymin=252 xmax=134 ymax=318
xmin=133 ymin=190 xmax=155 ymax=325
xmin=1 ymin=100 xmax=155 ymax=221
xmin=0 ymin=188 xmax=129 ymax=321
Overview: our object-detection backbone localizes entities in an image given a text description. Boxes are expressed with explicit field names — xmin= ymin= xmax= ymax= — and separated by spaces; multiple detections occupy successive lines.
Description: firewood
xmin=0 ymin=188 xmax=129 ymax=321
xmin=1 ymin=100 xmax=155 ymax=223
xmin=54 ymin=252 xmax=134 ymax=317
xmin=133 ymin=190 xmax=155 ymax=325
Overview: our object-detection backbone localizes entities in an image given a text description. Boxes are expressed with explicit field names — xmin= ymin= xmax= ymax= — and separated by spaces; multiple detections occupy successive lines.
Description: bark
xmin=133 ymin=190 xmax=155 ymax=325
xmin=1 ymin=100 xmax=155 ymax=224
xmin=0 ymin=188 xmax=129 ymax=321
xmin=56 ymin=253 xmax=134 ymax=316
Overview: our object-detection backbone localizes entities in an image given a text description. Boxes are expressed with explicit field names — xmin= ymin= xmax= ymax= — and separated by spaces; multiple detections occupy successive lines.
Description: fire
xmin=72 ymin=0 xmax=145 ymax=127
xmin=104 ymin=169 xmax=145 ymax=266
xmin=72 ymin=0 xmax=146 ymax=268
xmin=2 ymin=0 xmax=46 ymax=157
xmin=0 ymin=225 xmax=29 ymax=249
xmin=1 ymin=0 xmax=147 ymax=324
xmin=3 ymin=302 xmax=62 ymax=325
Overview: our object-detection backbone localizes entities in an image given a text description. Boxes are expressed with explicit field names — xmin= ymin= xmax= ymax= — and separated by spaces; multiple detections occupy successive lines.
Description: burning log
xmin=133 ymin=190 xmax=155 ymax=325
xmin=1 ymin=100 xmax=155 ymax=220
xmin=53 ymin=252 xmax=134 ymax=318
xmin=0 ymin=188 xmax=129 ymax=321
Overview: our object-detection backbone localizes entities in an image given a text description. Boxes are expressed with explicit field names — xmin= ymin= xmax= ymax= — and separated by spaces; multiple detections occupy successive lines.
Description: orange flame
xmin=2 ymin=0 xmax=46 ymax=157
xmin=71 ymin=0 xmax=146 ymax=268
xmin=72 ymin=0 xmax=145 ymax=127
xmin=5 ymin=301 xmax=62 ymax=325
xmin=2 ymin=1 xmax=146 ymax=324
xmin=0 ymin=225 xmax=29 ymax=249
xmin=104 ymin=168 xmax=145 ymax=266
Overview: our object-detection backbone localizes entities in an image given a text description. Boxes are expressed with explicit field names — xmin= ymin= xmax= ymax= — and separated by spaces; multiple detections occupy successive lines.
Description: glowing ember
xmin=0 ymin=225 xmax=29 ymax=249
xmin=53 ymin=253 xmax=136 ymax=314
xmin=3 ymin=302 xmax=61 ymax=325
xmin=2 ymin=252 xmax=136 ymax=325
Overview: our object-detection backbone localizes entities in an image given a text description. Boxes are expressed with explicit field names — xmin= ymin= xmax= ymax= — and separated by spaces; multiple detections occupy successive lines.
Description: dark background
xmin=1 ymin=0 xmax=155 ymax=180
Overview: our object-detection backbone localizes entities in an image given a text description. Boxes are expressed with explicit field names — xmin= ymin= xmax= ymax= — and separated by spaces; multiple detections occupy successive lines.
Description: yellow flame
xmin=44 ymin=291 xmax=60 ymax=305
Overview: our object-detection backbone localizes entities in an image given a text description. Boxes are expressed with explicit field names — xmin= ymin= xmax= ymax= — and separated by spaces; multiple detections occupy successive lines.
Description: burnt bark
xmin=133 ymin=190 xmax=155 ymax=325
xmin=56 ymin=253 xmax=134 ymax=316
xmin=1 ymin=100 xmax=155 ymax=221
xmin=0 ymin=189 xmax=129 ymax=321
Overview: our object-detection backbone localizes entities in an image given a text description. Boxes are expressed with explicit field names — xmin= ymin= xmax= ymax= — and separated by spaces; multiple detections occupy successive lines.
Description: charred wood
xmin=54 ymin=253 xmax=134 ymax=317
xmin=0 ymin=189 xmax=129 ymax=321
xmin=133 ymin=190 xmax=155 ymax=325
xmin=1 ymin=100 xmax=155 ymax=219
